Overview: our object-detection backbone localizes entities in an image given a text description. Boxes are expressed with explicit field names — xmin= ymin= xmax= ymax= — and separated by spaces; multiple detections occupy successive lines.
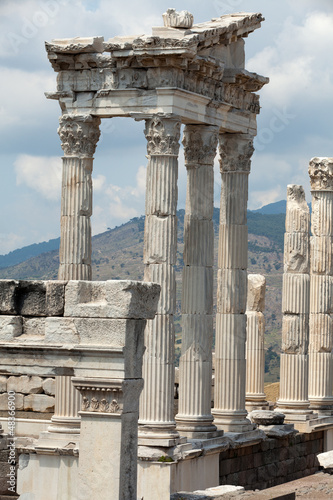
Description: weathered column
xmin=49 ymin=114 xmax=101 ymax=436
xmin=308 ymin=158 xmax=333 ymax=414
xmin=139 ymin=115 xmax=181 ymax=445
xmin=175 ymin=125 xmax=219 ymax=438
xmin=277 ymin=185 xmax=311 ymax=415
xmin=212 ymin=133 xmax=254 ymax=432
xmin=245 ymin=274 xmax=268 ymax=411
xmin=58 ymin=114 xmax=101 ymax=280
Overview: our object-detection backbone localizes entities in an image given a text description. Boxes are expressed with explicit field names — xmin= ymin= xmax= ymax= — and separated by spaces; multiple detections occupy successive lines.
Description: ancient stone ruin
xmin=0 ymin=9 xmax=333 ymax=500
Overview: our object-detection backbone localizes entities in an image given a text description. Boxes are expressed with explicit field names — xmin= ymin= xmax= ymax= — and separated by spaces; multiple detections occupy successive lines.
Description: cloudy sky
xmin=0 ymin=0 xmax=332 ymax=255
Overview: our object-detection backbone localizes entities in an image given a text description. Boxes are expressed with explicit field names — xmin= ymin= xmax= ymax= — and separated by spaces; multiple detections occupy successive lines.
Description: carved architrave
xmin=72 ymin=378 xmax=123 ymax=415
xmin=309 ymin=157 xmax=333 ymax=192
xmin=182 ymin=125 xmax=218 ymax=166
xmin=219 ymin=133 xmax=254 ymax=173
xmin=58 ymin=114 xmax=101 ymax=157
xmin=144 ymin=116 xmax=181 ymax=156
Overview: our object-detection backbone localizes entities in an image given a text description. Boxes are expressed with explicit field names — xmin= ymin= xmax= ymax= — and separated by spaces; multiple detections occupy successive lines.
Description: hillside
xmin=0 ymin=208 xmax=285 ymax=382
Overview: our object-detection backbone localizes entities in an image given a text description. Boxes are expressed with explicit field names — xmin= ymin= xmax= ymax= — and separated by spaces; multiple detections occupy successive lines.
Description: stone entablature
xmin=45 ymin=12 xmax=268 ymax=132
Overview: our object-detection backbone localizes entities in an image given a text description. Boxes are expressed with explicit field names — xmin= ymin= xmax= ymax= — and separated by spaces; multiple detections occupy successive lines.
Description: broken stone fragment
xmin=249 ymin=410 xmax=285 ymax=426
xmin=162 ymin=8 xmax=194 ymax=29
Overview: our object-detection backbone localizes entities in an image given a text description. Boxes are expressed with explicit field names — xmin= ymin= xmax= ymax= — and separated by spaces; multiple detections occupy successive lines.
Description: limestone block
xmin=308 ymin=157 xmax=333 ymax=192
xmin=143 ymin=314 xmax=174 ymax=363
xmin=144 ymin=264 xmax=175 ymax=314
xmin=22 ymin=317 xmax=45 ymax=339
xmin=42 ymin=378 xmax=56 ymax=396
xmin=282 ymin=273 xmax=310 ymax=314
xmin=0 ymin=315 xmax=22 ymax=340
xmin=311 ymin=192 xmax=333 ymax=236
xmin=143 ymin=215 xmax=177 ymax=264
xmin=216 ymin=269 xmax=247 ymax=314
xmin=309 ymin=314 xmax=333 ymax=353
xmin=317 ymin=450 xmax=333 ymax=470
xmin=308 ymin=351 xmax=333 ymax=400
xmin=64 ymin=280 xmax=160 ymax=319
xmin=284 ymin=233 xmax=309 ymax=274
xmin=282 ymin=314 xmax=309 ymax=354
xmin=215 ymin=313 xmax=246 ymax=358
xmin=47 ymin=36 xmax=104 ymax=53
xmin=278 ymin=353 xmax=309 ymax=404
xmin=0 ymin=392 xmax=24 ymax=411
xmin=5 ymin=280 xmax=66 ymax=317
xmin=183 ymin=217 xmax=213 ymax=267
xmin=185 ymin=165 xmax=214 ymax=220
xmin=0 ymin=279 xmax=18 ymax=314
xmin=285 ymin=184 xmax=310 ymax=233
xmin=182 ymin=267 xmax=213 ymax=314
xmin=249 ymin=410 xmax=285 ymax=425
xmin=246 ymin=312 xmax=265 ymax=350
xmin=7 ymin=375 xmax=43 ymax=394
xmin=162 ymin=8 xmax=194 ymax=28
xmin=310 ymin=275 xmax=333 ymax=314
xmin=219 ymin=172 xmax=248 ymax=225
xmin=24 ymin=394 xmax=55 ymax=412
xmin=218 ymin=224 xmax=248 ymax=270
xmin=0 ymin=376 xmax=7 ymax=392
xmin=59 ymin=215 xmax=91 ymax=264
xmin=181 ymin=314 xmax=213 ymax=355
xmin=310 ymin=236 xmax=333 ymax=275
xmin=246 ymin=274 xmax=265 ymax=312
xmin=145 ymin=155 xmax=178 ymax=216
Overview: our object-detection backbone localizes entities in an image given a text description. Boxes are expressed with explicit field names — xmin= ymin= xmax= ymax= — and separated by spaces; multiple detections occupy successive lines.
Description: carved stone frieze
xmin=219 ymin=133 xmax=254 ymax=173
xmin=182 ymin=125 xmax=218 ymax=166
xmin=58 ymin=114 xmax=101 ymax=157
xmin=144 ymin=116 xmax=181 ymax=156
xmin=72 ymin=378 xmax=123 ymax=414
xmin=309 ymin=157 xmax=333 ymax=192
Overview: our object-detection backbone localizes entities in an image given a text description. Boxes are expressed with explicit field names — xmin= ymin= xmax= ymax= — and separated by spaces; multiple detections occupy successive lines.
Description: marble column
xmin=139 ymin=115 xmax=181 ymax=446
xmin=245 ymin=274 xmax=269 ymax=411
xmin=212 ymin=133 xmax=254 ymax=432
xmin=49 ymin=114 xmax=101 ymax=436
xmin=277 ymin=185 xmax=311 ymax=415
xmin=308 ymin=158 xmax=333 ymax=414
xmin=175 ymin=124 xmax=219 ymax=438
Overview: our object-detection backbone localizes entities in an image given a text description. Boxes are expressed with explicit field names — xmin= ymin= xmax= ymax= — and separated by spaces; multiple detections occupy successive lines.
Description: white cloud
xmin=15 ymin=154 xmax=62 ymax=200
xmin=92 ymin=174 xmax=106 ymax=192
xmin=0 ymin=233 xmax=25 ymax=255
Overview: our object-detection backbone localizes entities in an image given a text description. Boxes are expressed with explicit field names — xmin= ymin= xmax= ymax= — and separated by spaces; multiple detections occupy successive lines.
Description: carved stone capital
xmin=309 ymin=157 xmax=333 ymax=191
xmin=72 ymin=378 xmax=124 ymax=415
xmin=219 ymin=133 xmax=254 ymax=173
xmin=144 ymin=116 xmax=181 ymax=156
xmin=58 ymin=114 xmax=101 ymax=157
xmin=182 ymin=125 xmax=218 ymax=166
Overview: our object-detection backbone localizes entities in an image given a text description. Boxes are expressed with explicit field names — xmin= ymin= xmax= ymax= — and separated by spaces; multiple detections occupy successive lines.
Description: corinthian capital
xmin=144 ymin=116 xmax=181 ymax=156
xmin=309 ymin=157 xmax=333 ymax=191
xmin=182 ymin=125 xmax=218 ymax=166
xmin=58 ymin=114 xmax=101 ymax=157
xmin=219 ymin=133 xmax=254 ymax=173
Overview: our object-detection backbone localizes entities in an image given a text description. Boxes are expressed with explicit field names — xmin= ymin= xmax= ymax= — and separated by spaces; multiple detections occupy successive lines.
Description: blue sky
xmin=1 ymin=0 xmax=333 ymax=254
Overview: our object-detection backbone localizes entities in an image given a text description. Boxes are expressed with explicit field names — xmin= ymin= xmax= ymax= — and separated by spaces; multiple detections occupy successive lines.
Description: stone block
xmin=282 ymin=314 xmax=308 ymax=354
xmin=7 ymin=375 xmax=43 ymax=394
xmin=217 ymin=269 xmax=247 ymax=314
xmin=64 ymin=280 xmax=160 ymax=319
xmin=311 ymin=191 xmax=333 ymax=236
xmin=0 ymin=315 xmax=22 ymax=341
xmin=0 ymin=392 xmax=24 ymax=410
xmin=42 ymin=378 xmax=55 ymax=396
xmin=23 ymin=394 xmax=55 ymax=412
xmin=183 ymin=218 xmax=214 ymax=266
xmin=181 ymin=314 xmax=213 ymax=355
xmin=309 ymin=314 xmax=333 ymax=352
xmin=143 ymin=214 xmax=177 ymax=264
xmin=310 ymin=275 xmax=333 ymax=314
xmin=144 ymin=264 xmax=175 ymax=314
xmin=215 ymin=313 xmax=246 ymax=356
xmin=0 ymin=376 xmax=7 ymax=392
xmin=220 ymin=173 xmax=248 ymax=225
xmin=285 ymin=185 xmax=310 ymax=233
xmin=246 ymin=274 xmax=265 ymax=312
xmin=182 ymin=267 xmax=213 ymax=314
xmin=22 ymin=317 xmax=46 ymax=338
xmin=284 ymin=232 xmax=309 ymax=274
xmin=282 ymin=273 xmax=310 ymax=314
xmin=0 ymin=279 xmax=19 ymax=314
xmin=14 ymin=280 xmax=66 ymax=317
xmin=310 ymin=236 xmax=333 ymax=274
xmin=218 ymin=224 xmax=248 ymax=270
xmin=185 ymin=164 xmax=214 ymax=220
xmin=145 ymin=156 xmax=178 ymax=216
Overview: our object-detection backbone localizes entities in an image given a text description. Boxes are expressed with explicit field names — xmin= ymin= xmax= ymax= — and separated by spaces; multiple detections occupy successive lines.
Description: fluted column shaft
xmin=246 ymin=274 xmax=268 ymax=410
xmin=175 ymin=125 xmax=218 ymax=437
xmin=213 ymin=133 xmax=254 ymax=432
xmin=50 ymin=114 xmax=100 ymax=436
xmin=277 ymin=185 xmax=311 ymax=413
xmin=139 ymin=116 xmax=181 ymax=445
xmin=308 ymin=158 xmax=333 ymax=413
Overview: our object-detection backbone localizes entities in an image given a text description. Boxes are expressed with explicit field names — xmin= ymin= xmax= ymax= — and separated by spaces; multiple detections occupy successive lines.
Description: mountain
xmin=0 ymin=238 xmax=60 ymax=269
xmin=252 ymin=200 xmax=286 ymax=215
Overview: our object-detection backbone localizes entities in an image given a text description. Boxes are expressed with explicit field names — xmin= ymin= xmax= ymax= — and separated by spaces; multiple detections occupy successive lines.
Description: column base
xmin=138 ymin=423 xmax=181 ymax=447
xmin=175 ymin=415 xmax=220 ymax=439
xmin=47 ymin=415 xmax=81 ymax=435
xmin=309 ymin=397 xmax=333 ymax=415
xmin=212 ymin=410 xmax=255 ymax=433
xmin=276 ymin=400 xmax=311 ymax=414
xmin=245 ymin=400 xmax=270 ymax=412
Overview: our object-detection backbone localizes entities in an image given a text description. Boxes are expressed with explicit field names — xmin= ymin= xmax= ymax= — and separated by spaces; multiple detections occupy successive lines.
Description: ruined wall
xmin=219 ymin=431 xmax=323 ymax=490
